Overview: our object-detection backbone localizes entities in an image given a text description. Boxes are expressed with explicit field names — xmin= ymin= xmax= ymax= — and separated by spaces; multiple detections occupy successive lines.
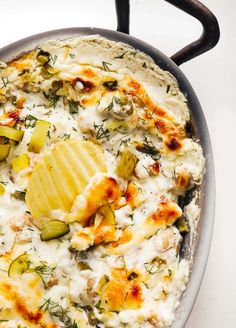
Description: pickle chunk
xmin=8 ymin=253 xmax=30 ymax=278
xmin=175 ymin=217 xmax=189 ymax=233
xmin=40 ymin=220 xmax=70 ymax=241
xmin=0 ymin=144 xmax=10 ymax=161
xmin=28 ymin=120 xmax=51 ymax=153
xmin=0 ymin=184 xmax=5 ymax=195
xmin=116 ymin=150 xmax=138 ymax=178
xmin=12 ymin=153 xmax=30 ymax=172
xmin=0 ymin=126 xmax=24 ymax=141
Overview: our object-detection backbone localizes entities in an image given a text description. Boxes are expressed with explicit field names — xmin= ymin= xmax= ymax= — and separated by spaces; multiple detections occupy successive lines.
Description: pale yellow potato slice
xmin=26 ymin=139 xmax=107 ymax=223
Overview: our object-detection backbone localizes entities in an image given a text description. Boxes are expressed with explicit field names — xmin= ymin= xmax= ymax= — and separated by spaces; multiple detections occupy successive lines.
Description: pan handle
xmin=115 ymin=0 xmax=220 ymax=66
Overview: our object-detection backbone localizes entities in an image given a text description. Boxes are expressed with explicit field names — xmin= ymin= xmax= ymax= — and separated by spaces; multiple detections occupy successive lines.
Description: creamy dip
xmin=0 ymin=36 xmax=204 ymax=328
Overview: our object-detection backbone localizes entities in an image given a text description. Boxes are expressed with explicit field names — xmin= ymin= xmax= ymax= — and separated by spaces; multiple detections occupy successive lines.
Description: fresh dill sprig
xmin=93 ymin=122 xmax=110 ymax=140
xmin=114 ymin=52 xmax=126 ymax=59
xmin=0 ymin=77 xmax=9 ymax=89
xmin=47 ymin=94 xmax=60 ymax=108
xmin=34 ymin=262 xmax=55 ymax=288
xmin=69 ymin=53 xmax=76 ymax=60
xmin=102 ymin=61 xmax=112 ymax=71
xmin=39 ymin=298 xmax=76 ymax=327
xmin=60 ymin=133 xmax=71 ymax=141
xmin=136 ymin=136 xmax=161 ymax=160
xmin=43 ymin=91 xmax=60 ymax=109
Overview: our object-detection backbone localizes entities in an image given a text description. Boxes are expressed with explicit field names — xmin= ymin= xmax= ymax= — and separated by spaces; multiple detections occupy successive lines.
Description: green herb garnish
xmin=68 ymin=100 xmax=80 ymax=114
xmin=102 ymin=61 xmax=112 ymax=71
xmin=45 ymin=93 xmax=60 ymax=108
xmin=115 ymin=52 xmax=126 ymax=59
xmin=1 ymin=77 xmax=9 ymax=89
xmin=34 ymin=262 xmax=55 ymax=288
xmin=60 ymin=133 xmax=71 ymax=141
xmin=69 ymin=53 xmax=76 ymax=59
xmin=144 ymin=257 xmax=166 ymax=275
xmin=93 ymin=122 xmax=110 ymax=140
xmin=136 ymin=136 xmax=161 ymax=160
xmin=25 ymin=115 xmax=38 ymax=128
xmin=11 ymin=190 xmax=26 ymax=201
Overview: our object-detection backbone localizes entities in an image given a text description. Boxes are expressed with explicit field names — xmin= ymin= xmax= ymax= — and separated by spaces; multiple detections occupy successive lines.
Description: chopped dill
xmin=60 ymin=133 xmax=71 ymax=141
xmin=48 ymin=94 xmax=60 ymax=108
xmin=69 ymin=53 xmax=76 ymax=59
xmin=39 ymin=298 xmax=76 ymax=327
xmin=114 ymin=52 xmax=126 ymax=59
xmin=44 ymin=92 xmax=60 ymax=109
xmin=136 ymin=136 xmax=161 ymax=160
xmin=102 ymin=61 xmax=112 ymax=71
xmin=34 ymin=262 xmax=55 ymax=288
xmin=93 ymin=122 xmax=110 ymax=140
xmin=11 ymin=190 xmax=26 ymax=201
xmin=0 ymin=181 xmax=8 ymax=186
xmin=25 ymin=115 xmax=38 ymax=128
xmin=1 ymin=77 xmax=9 ymax=89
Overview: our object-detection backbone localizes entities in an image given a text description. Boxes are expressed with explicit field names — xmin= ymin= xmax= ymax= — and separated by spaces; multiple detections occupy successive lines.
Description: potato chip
xmin=26 ymin=139 xmax=106 ymax=222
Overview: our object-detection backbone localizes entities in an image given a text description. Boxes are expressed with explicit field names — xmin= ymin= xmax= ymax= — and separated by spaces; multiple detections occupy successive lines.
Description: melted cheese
xmin=0 ymin=35 xmax=205 ymax=328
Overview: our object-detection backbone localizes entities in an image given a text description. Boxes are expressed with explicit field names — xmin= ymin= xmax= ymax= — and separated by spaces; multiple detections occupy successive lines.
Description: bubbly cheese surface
xmin=0 ymin=36 xmax=205 ymax=328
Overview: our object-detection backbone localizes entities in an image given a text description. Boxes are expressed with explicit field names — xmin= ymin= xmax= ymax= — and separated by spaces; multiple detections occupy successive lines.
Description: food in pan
xmin=0 ymin=36 xmax=204 ymax=328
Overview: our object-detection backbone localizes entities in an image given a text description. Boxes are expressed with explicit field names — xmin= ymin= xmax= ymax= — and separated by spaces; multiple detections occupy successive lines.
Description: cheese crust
xmin=0 ymin=36 xmax=205 ymax=328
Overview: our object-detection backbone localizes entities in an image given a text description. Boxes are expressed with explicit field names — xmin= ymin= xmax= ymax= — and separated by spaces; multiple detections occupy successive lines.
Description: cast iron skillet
xmin=0 ymin=0 xmax=219 ymax=327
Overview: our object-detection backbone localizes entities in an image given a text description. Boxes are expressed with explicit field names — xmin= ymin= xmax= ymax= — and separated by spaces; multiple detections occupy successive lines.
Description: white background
xmin=0 ymin=0 xmax=235 ymax=327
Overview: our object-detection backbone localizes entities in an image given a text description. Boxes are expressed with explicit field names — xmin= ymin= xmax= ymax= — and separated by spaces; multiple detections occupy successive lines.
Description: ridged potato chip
xmin=26 ymin=139 xmax=107 ymax=223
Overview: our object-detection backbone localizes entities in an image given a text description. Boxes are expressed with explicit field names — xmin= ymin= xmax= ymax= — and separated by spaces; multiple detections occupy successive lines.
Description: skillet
xmin=0 ymin=0 xmax=220 ymax=326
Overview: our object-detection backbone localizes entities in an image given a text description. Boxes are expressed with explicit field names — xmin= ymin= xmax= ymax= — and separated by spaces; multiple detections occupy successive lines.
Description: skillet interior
xmin=0 ymin=27 xmax=215 ymax=328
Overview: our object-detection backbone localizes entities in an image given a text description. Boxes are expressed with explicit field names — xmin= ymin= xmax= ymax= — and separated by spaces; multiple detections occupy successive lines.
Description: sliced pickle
xmin=116 ymin=149 xmax=138 ymax=178
xmin=0 ymin=144 xmax=10 ymax=161
xmin=0 ymin=184 xmax=5 ymax=196
xmin=8 ymin=253 xmax=30 ymax=278
xmin=37 ymin=50 xmax=50 ymax=65
xmin=41 ymin=65 xmax=56 ymax=79
xmin=28 ymin=120 xmax=51 ymax=153
xmin=12 ymin=153 xmax=30 ymax=172
xmin=0 ymin=126 xmax=24 ymax=142
xmin=175 ymin=217 xmax=189 ymax=233
xmin=106 ymin=120 xmax=128 ymax=131
xmin=40 ymin=220 xmax=70 ymax=241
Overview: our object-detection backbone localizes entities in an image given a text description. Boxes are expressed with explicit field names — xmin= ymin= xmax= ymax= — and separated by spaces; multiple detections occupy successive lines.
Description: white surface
xmin=0 ymin=0 xmax=235 ymax=327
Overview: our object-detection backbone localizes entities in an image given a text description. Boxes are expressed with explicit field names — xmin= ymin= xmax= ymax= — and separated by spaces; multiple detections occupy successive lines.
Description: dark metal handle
xmin=115 ymin=0 xmax=220 ymax=66
xmin=115 ymin=0 xmax=130 ymax=35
